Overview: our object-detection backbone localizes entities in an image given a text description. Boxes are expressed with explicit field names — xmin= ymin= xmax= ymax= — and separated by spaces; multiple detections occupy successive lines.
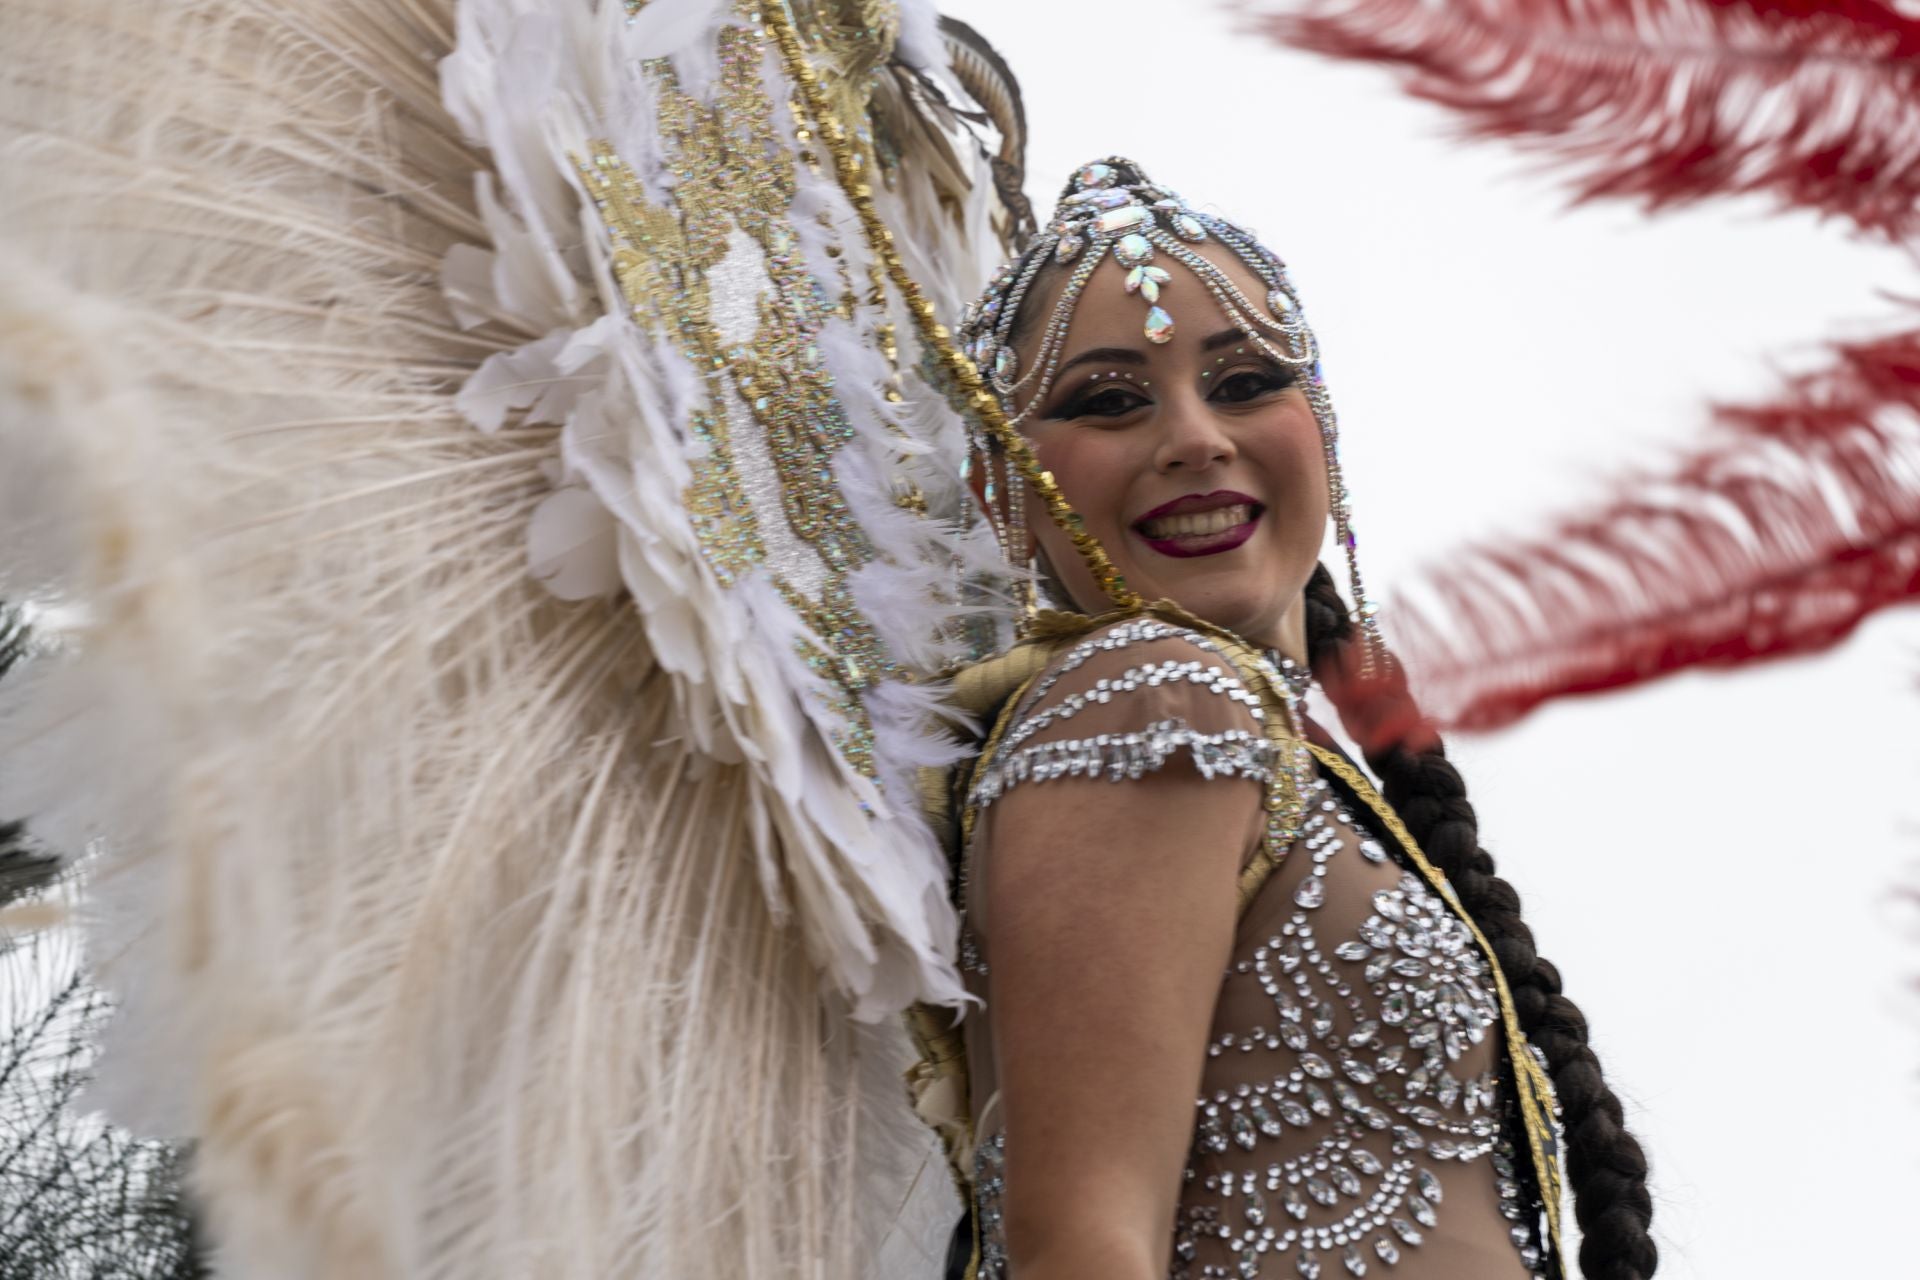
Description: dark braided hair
xmin=1301 ymin=562 xmax=1658 ymax=1280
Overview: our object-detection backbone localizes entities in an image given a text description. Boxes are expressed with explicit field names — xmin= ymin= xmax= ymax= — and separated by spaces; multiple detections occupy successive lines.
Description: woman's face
xmin=1009 ymin=241 xmax=1329 ymax=653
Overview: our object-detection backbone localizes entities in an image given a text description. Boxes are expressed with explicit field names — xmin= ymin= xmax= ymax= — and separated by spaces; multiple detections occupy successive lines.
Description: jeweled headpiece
xmin=956 ymin=156 xmax=1387 ymax=671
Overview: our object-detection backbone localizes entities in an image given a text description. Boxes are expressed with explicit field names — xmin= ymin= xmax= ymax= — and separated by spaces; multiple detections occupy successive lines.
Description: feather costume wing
xmin=0 ymin=1 xmax=1021 ymax=1274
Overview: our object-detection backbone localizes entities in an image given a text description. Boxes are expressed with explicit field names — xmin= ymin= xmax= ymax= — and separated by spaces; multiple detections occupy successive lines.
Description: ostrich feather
xmin=0 ymin=0 xmax=1012 ymax=1274
xmin=1244 ymin=0 xmax=1920 ymax=240
xmin=1390 ymin=325 xmax=1920 ymax=730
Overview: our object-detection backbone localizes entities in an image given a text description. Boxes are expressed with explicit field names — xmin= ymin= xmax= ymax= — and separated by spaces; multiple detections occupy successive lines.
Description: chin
xmin=1145 ymin=581 xmax=1281 ymax=641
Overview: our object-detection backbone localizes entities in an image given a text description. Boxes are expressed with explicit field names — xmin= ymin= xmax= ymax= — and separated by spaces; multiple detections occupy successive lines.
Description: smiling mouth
xmin=1133 ymin=502 xmax=1265 ymax=558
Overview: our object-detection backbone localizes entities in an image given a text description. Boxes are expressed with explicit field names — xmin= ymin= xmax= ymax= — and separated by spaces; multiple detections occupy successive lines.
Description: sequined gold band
xmin=762 ymin=1 xmax=1141 ymax=612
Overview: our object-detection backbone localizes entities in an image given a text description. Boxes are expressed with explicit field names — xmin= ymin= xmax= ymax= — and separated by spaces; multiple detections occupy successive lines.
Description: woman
xmin=915 ymin=158 xmax=1658 ymax=1280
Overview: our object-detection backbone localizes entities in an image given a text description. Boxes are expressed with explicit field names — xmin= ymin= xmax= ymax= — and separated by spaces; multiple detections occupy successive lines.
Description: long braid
xmin=1302 ymin=564 xmax=1658 ymax=1280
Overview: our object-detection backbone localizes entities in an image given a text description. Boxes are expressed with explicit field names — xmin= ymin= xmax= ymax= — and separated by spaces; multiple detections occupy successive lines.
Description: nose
xmin=1153 ymin=391 xmax=1237 ymax=473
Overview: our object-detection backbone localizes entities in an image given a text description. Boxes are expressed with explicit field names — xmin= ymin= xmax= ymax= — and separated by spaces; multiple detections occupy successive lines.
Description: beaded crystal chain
xmin=955 ymin=156 xmax=1389 ymax=675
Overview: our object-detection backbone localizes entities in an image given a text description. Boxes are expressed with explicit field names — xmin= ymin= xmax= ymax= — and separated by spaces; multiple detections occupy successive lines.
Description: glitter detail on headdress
xmin=955 ymin=156 xmax=1387 ymax=672
xmin=957 ymin=158 xmax=1314 ymax=429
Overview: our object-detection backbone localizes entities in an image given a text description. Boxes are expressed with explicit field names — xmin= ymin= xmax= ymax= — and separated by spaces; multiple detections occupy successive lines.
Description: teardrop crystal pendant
xmin=1114 ymin=232 xmax=1153 ymax=265
xmin=1269 ymin=286 xmax=1298 ymax=318
xmin=1143 ymin=305 xmax=1175 ymax=344
xmin=1174 ymin=212 xmax=1208 ymax=241
xmin=1055 ymin=233 xmax=1083 ymax=262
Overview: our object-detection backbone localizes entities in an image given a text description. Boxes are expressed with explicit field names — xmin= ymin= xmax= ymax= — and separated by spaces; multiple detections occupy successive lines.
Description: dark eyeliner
xmin=1048 ymin=384 xmax=1147 ymax=421
xmin=1212 ymin=364 xmax=1296 ymax=402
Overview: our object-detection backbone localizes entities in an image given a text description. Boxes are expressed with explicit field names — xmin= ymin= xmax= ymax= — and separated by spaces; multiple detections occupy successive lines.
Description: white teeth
xmin=1140 ymin=503 xmax=1252 ymax=540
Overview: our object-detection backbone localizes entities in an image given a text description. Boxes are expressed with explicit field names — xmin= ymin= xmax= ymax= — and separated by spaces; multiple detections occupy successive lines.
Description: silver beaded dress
xmin=942 ymin=615 xmax=1563 ymax=1280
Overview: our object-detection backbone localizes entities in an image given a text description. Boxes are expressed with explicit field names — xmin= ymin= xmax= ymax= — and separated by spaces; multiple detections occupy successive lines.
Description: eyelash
xmin=1056 ymin=366 xmax=1295 ymax=419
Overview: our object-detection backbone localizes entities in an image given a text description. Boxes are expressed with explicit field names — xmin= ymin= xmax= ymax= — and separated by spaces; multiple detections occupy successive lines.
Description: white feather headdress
xmin=0 ymin=0 xmax=1023 ymax=1274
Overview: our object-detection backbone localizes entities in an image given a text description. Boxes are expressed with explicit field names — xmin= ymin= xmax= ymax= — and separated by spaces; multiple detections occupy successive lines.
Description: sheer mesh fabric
xmin=958 ymin=621 xmax=1543 ymax=1280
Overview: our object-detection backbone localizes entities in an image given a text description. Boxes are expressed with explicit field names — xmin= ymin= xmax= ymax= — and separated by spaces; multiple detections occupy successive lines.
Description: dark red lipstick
xmin=1131 ymin=490 xmax=1264 ymax=559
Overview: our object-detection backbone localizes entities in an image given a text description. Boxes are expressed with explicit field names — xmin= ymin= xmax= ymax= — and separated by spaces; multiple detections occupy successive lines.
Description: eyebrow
xmin=1053 ymin=327 xmax=1250 ymax=379
xmin=1055 ymin=346 xmax=1145 ymax=377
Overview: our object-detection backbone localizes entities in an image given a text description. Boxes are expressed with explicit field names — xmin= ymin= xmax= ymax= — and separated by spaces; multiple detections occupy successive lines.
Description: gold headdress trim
xmin=764 ymin=1 xmax=1141 ymax=612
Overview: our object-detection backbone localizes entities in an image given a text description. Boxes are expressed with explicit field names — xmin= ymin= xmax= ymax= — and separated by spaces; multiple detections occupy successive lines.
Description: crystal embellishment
xmin=1144 ymin=305 xmax=1175 ymax=345
xmin=1068 ymin=186 xmax=1132 ymax=209
xmin=1126 ymin=264 xmax=1171 ymax=302
xmin=961 ymin=620 xmax=1544 ymax=1280
xmin=1077 ymin=161 xmax=1117 ymax=187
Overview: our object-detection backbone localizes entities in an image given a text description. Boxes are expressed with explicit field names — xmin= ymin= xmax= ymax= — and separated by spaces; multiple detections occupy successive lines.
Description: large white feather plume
xmin=0 ymin=0 xmax=1012 ymax=1274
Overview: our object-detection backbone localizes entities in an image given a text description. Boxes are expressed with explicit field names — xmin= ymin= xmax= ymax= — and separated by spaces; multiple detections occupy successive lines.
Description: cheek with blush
xmin=1020 ymin=430 xmax=1141 ymax=612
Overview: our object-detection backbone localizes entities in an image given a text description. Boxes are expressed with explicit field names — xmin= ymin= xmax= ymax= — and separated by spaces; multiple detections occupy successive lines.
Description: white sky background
xmin=942 ymin=2 xmax=1920 ymax=1276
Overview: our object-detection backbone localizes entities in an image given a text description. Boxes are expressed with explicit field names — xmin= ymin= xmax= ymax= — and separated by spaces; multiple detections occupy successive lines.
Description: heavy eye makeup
xmin=1048 ymin=376 xmax=1150 ymax=421
xmin=1041 ymin=360 xmax=1297 ymax=421
xmin=1208 ymin=363 xmax=1298 ymax=405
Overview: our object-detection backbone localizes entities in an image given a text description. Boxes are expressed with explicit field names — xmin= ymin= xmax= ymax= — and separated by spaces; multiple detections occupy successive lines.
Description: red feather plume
xmin=1245 ymin=0 xmax=1920 ymax=727
xmin=1392 ymin=325 xmax=1920 ymax=729
xmin=1244 ymin=0 xmax=1920 ymax=240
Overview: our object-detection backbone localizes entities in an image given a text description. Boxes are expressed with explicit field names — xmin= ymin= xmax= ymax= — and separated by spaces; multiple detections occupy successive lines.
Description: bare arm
xmin=977 ymin=634 xmax=1266 ymax=1279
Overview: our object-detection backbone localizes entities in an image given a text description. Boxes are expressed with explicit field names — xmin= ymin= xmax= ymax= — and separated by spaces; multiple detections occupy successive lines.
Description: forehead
xmin=1028 ymin=238 xmax=1273 ymax=357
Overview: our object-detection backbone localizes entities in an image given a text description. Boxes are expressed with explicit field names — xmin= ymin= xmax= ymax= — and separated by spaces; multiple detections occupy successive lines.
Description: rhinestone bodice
xmin=956 ymin=620 xmax=1551 ymax=1280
